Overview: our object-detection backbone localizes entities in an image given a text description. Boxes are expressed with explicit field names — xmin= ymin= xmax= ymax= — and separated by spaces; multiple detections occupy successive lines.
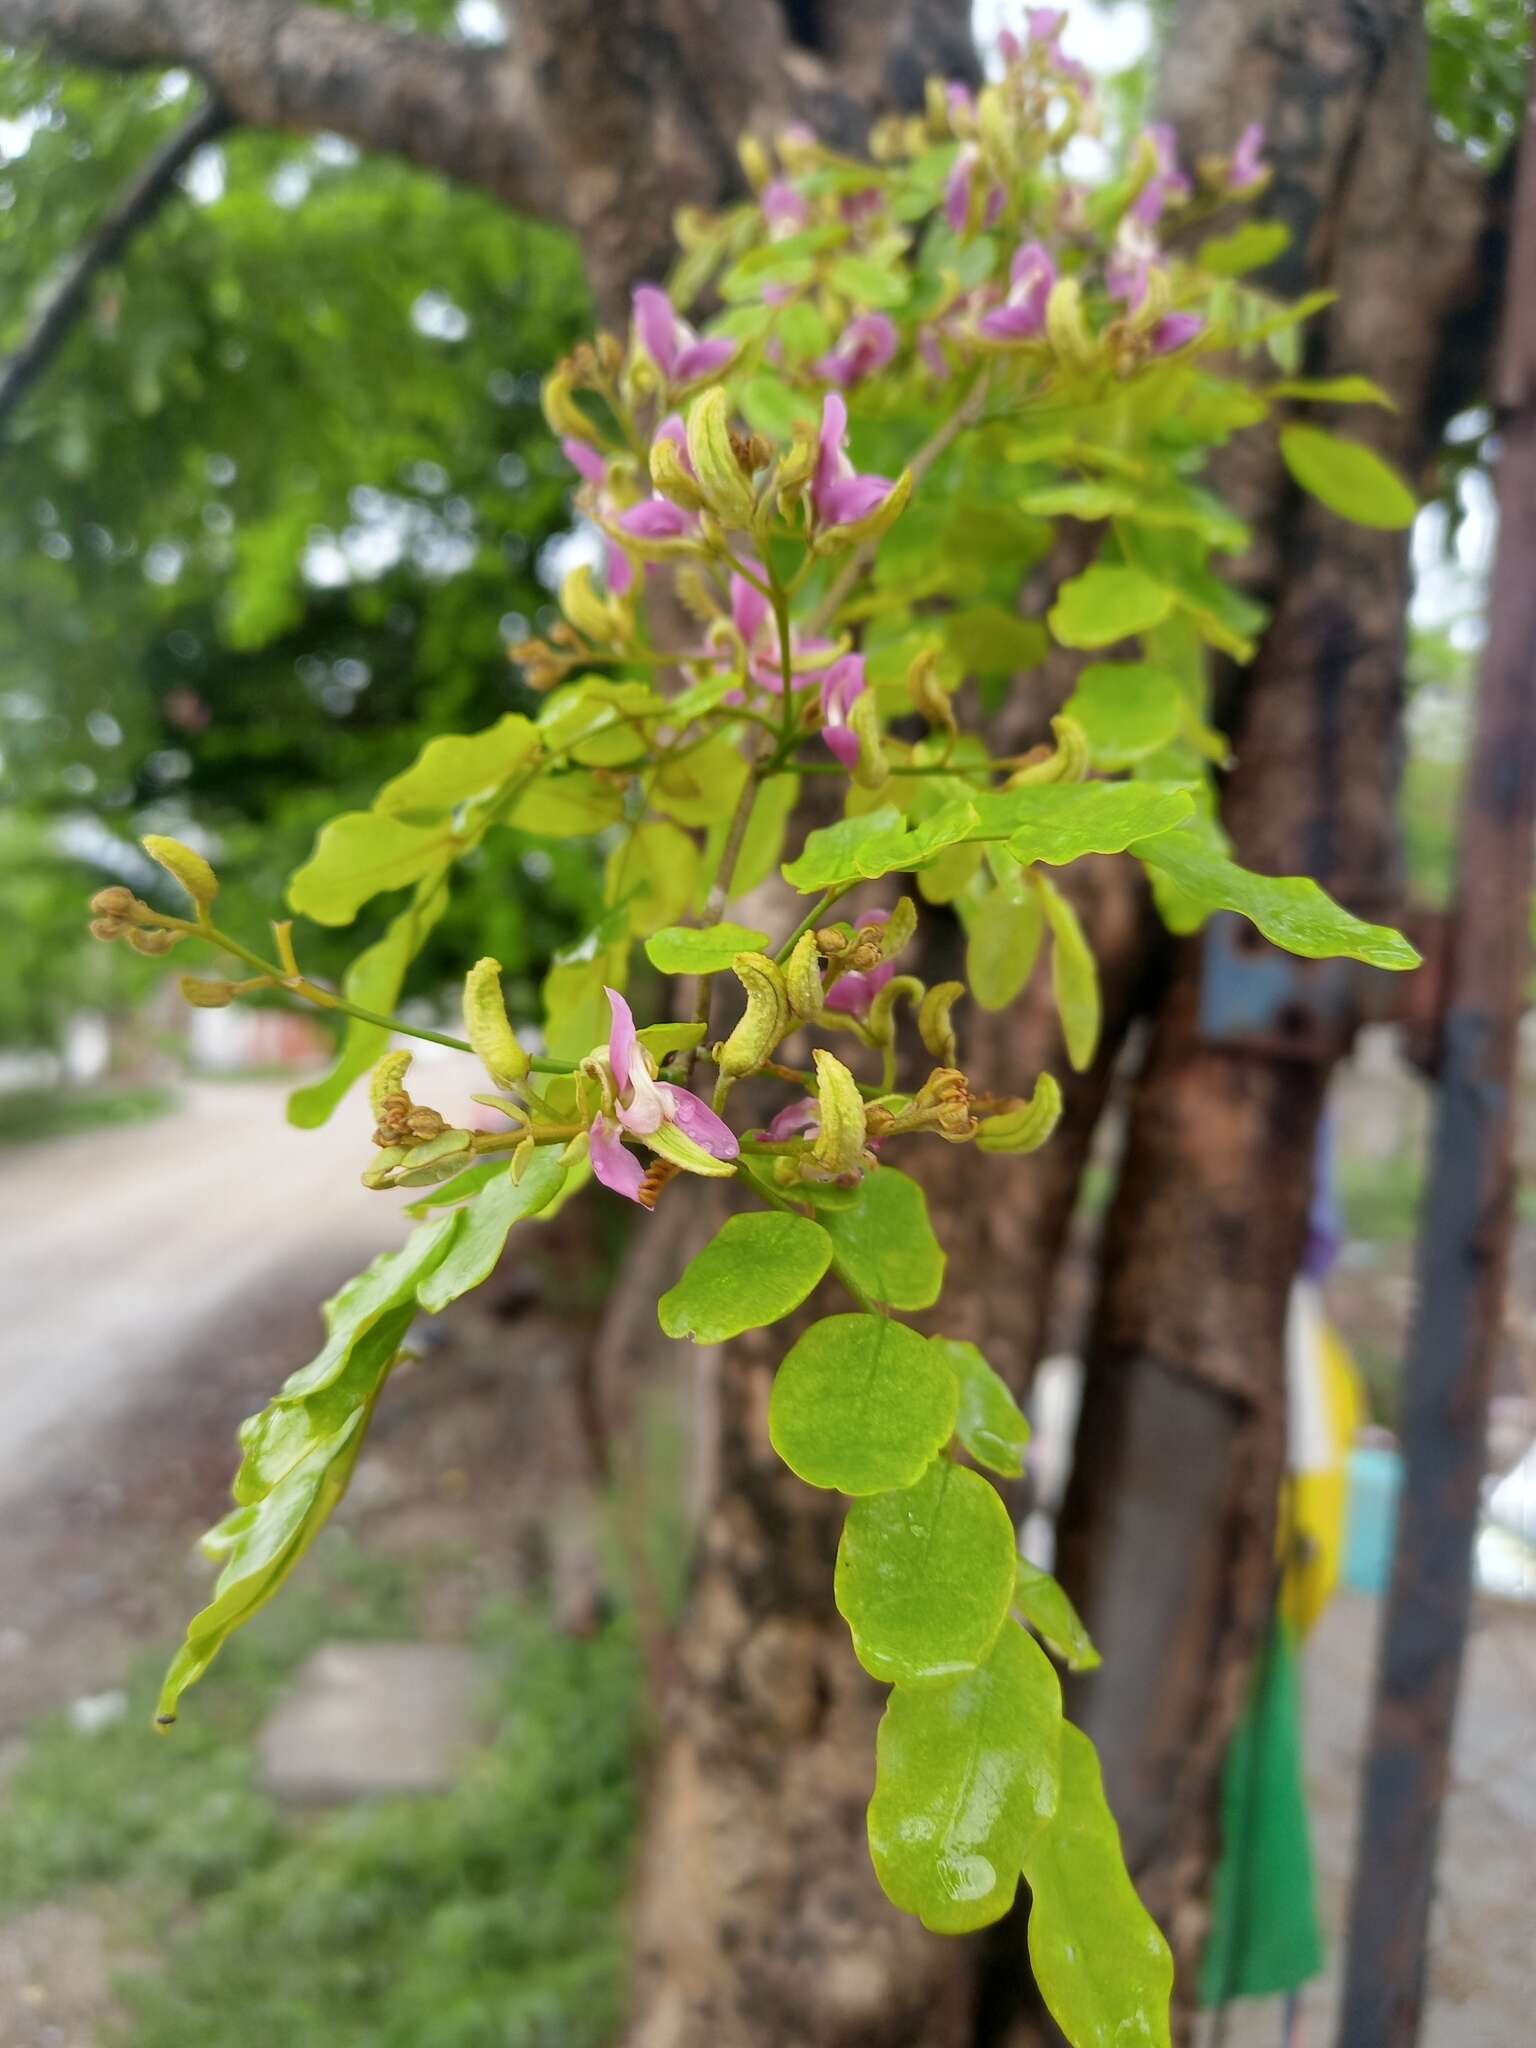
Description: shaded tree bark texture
xmin=0 ymin=2 xmax=1500 ymax=2044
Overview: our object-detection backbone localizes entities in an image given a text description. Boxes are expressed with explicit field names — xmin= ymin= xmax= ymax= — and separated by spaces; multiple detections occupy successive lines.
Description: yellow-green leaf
xmin=374 ymin=714 xmax=540 ymax=820
xmin=289 ymin=813 xmax=453 ymax=927
xmin=933 ymin=1338 xmax=1032 ymax=1477
xmin=769 ymin=1313 xmax=956 ymax=1494
xmin=1014 ymin=1559 xmax=1100 ymax=1672
xmin=1036 ymin=873 xmax=1101 ymax=1071
xmin=1279 ymin=425 xmax=1416 ymax=530
xmin=818 ymin=1167 xmax=946 ymax=1310
xmin=1047 ymin=564 xmax=1175 ymax=650
xmin=658 ymin=1212 xmax=832 ymax=1343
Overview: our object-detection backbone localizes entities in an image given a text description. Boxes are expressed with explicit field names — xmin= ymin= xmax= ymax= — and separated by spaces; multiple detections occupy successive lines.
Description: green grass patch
xmin=0 ymin=1083 xmax=177 ymax=1147
xmin=0 ymin=1536 xmax=639 ymax=2048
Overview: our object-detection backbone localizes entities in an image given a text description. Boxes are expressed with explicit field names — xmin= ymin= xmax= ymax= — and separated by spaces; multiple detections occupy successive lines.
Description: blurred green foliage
xmin=0 ymin=1535 xmax=638 ymax=2048
xmin=0 ymin=45 xmax=600 ymax=1049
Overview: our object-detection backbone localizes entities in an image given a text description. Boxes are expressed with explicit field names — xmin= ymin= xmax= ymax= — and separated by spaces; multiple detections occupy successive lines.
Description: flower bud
xmin=542 ymin=366 xmax=600 ymax=445
xmin=785 ymin=931 xmax=825 ymax=1020
xmin=179 ymin=976 xmax=238 ymax=1008
xmin=907 ymin=646 xmax=957 ymax=739
xmin=879 ymin=897 xmax=919 ymax=961
xmin=738 ymin=133 xmax=772 ymax=191
xmin=90 ymin=885 xmax=137 ymax=918
xmin=775 ymin=416 xmax=819 ymax=512
xmin=127 ymin=927 xmax=177 ymax=956
xmin=1045 ymin=278 xmax=1095 ymax=370
xmin=811 ymin=1049 xmax=868 ymax=1178
xmin=561 ymin=563 xmax=628 ymax=648
xmin=650 ymin=432 xmax=708 ymax=511
xmin=463 ymin=956 xmax=530 ymax=1087
xmin=865 ymin=974 xmax=923 ymax=1048
xmin=370 ymin=1050 xmax=413 ymax=1116
xmin=686 ymin=386 xmax=758 ymax=530
xmin=1007 ymin=714 xmax=1089 ymax=787
xmin=141 ymin=834 xmax=218 ymax=910
xmin=89 ymin=916 xmax=125 ymax=942
xmin=819 ymin=466 xmax=913 ymax=548
xmin=976 ymin=1072 xmax=1063 ymax=1155
xmin=847 ymin=690 xmax=889 ymax=790
xmin=918 ymin=980 xmax=965 ymax=1066
xmin=715 ymin=952 xmax=792 ymax=1077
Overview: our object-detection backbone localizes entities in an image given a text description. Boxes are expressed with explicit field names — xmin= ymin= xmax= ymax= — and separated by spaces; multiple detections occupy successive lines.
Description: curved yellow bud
xmin=463 ymin=957 xmax=530 ymax=1087
xmin=847 ymin=690 xmax=889 ymax=790
xmin=141 ymin=834 xmax=218 ymax=910
xmin=369 ymin=1048 xmax=413 ymax=1117
xmin=879 ymin=896 xmax=919 ymax=962
xmin=1007 ymin=714 xmax=1090 ymax=787
xmin=865 ymin=973 xmax=924 ymax=1049
xmin=650 ymin=432 xmax=708 ymax=511
xmin=918 ymin=979 xmax=966 ymax=1066
xmin=715 ymin=952 xmax=792 ymax=1078
xmin=1045 ymin=278 xmax=1095 ymax=370
xmin=811 ymin=1049 xmax=868 ymax=1178
xmin=785 ymin=931 xmax=825 ymax=1021
xmin=686 ymin=386 xmax=758 ymax=529
xmin=975 ymin=1072 xmax=1064 ymax=1155
xmin=179 ymin=976 xmax=237 ymax=1009
xmin=542 ymin=366 xmax=599 ymax=445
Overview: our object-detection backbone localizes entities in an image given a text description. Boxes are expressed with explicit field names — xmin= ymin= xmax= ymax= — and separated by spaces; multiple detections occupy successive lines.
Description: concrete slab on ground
xmin=257 ymin=1641 xmax=484 ymax=1802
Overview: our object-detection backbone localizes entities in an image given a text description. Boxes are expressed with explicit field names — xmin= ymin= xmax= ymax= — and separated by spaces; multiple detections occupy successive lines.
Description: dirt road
xmin=0 ymin=1079 xmax=407 ymax=1494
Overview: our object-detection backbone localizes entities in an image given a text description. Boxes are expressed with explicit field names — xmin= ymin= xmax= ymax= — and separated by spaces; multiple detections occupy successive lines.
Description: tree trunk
xmin=1042 ymin=4 xmax=1493 ymax=2034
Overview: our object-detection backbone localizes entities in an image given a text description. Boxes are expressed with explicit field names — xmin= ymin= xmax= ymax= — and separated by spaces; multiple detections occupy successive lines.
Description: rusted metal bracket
xmin=1196 ymin=908 xmax=1452 ymax=1068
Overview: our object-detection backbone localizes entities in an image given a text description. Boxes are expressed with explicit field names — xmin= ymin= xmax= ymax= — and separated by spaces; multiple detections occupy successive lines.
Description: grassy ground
xmin=0 ymin=1537 xmax=639 ymax=2048
xmin=0 ymin=1083 xmax=176 ymax=1147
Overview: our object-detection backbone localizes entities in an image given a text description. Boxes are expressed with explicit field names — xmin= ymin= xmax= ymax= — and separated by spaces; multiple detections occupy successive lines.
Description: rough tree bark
xmin=1044 ymin=5 xmax=1495 ymax=2035
xmin=0 ymin=5 xmax=1503 ymax=2047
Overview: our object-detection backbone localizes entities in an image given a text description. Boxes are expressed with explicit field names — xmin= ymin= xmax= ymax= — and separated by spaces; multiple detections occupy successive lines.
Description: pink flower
xmin=814 ymin=312 xmax=898 ymax=388
xmin=978 ymin=241 xmax=1056 ymax=342
xmin=588 ymin=989 xmax=739 ymax=1205
xmin=1229 ymin=122 xmax=1267 ymax=193
xmin=840 ymin=186 xmax=884 ymax=226
xmin=722 ymin=559 xmax=833 ymax=696
xmin=561 ymin=438 xmax=606 ymax=487
xmin=619 ymin=499 xmax=694 ymax=540
xmin=762 ymin=179 xmax=809 ymax=237
xmin=1130 ymin=124 xmax=1191 ymax=228
xmin=944 ymin=143 xmax=1004 ymax=235
xmin=1024 ymin=9 xmax=1091 ymax=89
xmin=765 ymin=1098 xmax=821 ymax=1141
xmin=813 ymin=393 xmax=896 ymax=530
xmin=632 ymin=284 xmax=736 ymax=386
xmin=1150 ymin=312 xmax=1204 ymax=354
xmin=819 ymin=653 xmax=867 ymax=769
xmin=824 ymin=908 xmax=894 ymax=1016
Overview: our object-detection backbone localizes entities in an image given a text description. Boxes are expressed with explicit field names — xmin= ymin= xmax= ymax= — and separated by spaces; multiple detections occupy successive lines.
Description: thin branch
xmin=0 ymin=95 xmax=230 ymax=437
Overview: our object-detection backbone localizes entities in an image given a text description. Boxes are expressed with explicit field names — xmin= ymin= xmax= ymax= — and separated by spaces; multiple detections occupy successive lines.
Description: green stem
xmin=774 ymin=888 xmax=841 ymax=965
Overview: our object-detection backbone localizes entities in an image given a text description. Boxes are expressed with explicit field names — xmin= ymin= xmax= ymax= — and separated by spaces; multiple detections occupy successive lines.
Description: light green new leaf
xmin=828 ymin=252 xmax=910 ymax=307
xmin=1047 ymin=564 xmax=1175 ymax=649
xmin=373 ymin=713 xmax=540 ymax=820
xmin=509 ymin=771 xmax=627 ymax=837
xmin=868 ymin=1620 xmax=1063 ymax=1933
xmin=1265 ymin=374 xmax=1396 ymax=411
xmin=1279 ymin=425 xmax=1417 ymax=530
xmin=416 ymin=1149 xmax=568 ymax=1314
xmin=976 ymin=782 xmax=1194 ymax=866
xmin=1022 ymin=1723 xmax=1174 ymax=2048
xmin=933 ymin=1338 xmax=1031 ymax=1478
xmin=1036 ymin=874 xmax=1101 ymax=1071
xmin=819 ymin=1167 xmax=947 ymax=1310
xmin=782 ymin=801 xmax=980 ymax=892
xmin=289 ymin=812 xmax=454 ymax=927
xmin=1059 ymin=665 xmax=1186 ymax=769
xmin=607 ymin=820 xmax=700 ymax=937
xmin=650 ymin=731 xmax=752 ymax=826
xmin=837 ymin=1459 xmax=1020 ymax=1685
xmin=967 ymin=884 xmax=1045 ymax=1011
xmin=157 ymin=1216 xmax=461 ymax=1722
xmin=645 ymin=922 xmax=771 ymax=976
xmin=769 ymin=1313 xmax=956 ymax=1494
xmin=1014 ymin=1559 xmax=1101 ymax=1673
xmin=287 ymin=874 xmax=447 ymax=1128
xmin=658 ymin=1211 xmax=833 ymax=1343
xmin=1196 ymin=220 xmax=1290 ymax=276
xmin=636 ymin=1020 xmax=707 ymax=1060
xmin=1136 ymin=830 xmax=1420 ymax=969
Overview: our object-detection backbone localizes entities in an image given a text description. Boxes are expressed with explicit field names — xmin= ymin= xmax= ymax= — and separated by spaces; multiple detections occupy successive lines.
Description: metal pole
xmin=1337 ymin=87 xmax=1536 ymax=2048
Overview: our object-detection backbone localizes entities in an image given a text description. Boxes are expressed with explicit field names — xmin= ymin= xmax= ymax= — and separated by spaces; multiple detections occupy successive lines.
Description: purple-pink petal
xmin=604 ymin=539 xmax=634 ymax=598
xmin=765 ymin=1098 xmax=821 ymax=1141
xmin=762 ymin=179 xmax=809 ymax=234
xmin=945 ymin=144 xmax=977 ymax=234
xmin=619 ymin=499 xmax=693 ymax=540
xmin=673 ymin=336 xmax=737 ymax=381
xmin=820 ymin=652 xmax=866 ymax=723
xmin=822 ymin=726 xmax=861 ymax=769
xmin=814 ymin=311 xmax=898 ymax=388
xmin=1151 ymin=312 xmax=1205 ymax=354
xmin=589 ymin=1115 xmax=648 ymax=1203
xmin=633 ymin=284 xmax=679 ymax=376
xmin=562 ymin=438 xmax=606 ymax=487
xmin=655 ymin=411 xmax=692 ymax=465
xmin=823 ymin=959 xmax=894 ymax=1017
xmin=730 ymin=568 xmax=771 ymax=648
xmin=604 ymin=986 xmax=638 ymax=1087
xmin=820 ymin=473 xmax=892 ymax=527
xmin=1230 ymin=121 xmax=1266 ymax=191
xmin=666 ymin=1087 xmax=740 ymax=1161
